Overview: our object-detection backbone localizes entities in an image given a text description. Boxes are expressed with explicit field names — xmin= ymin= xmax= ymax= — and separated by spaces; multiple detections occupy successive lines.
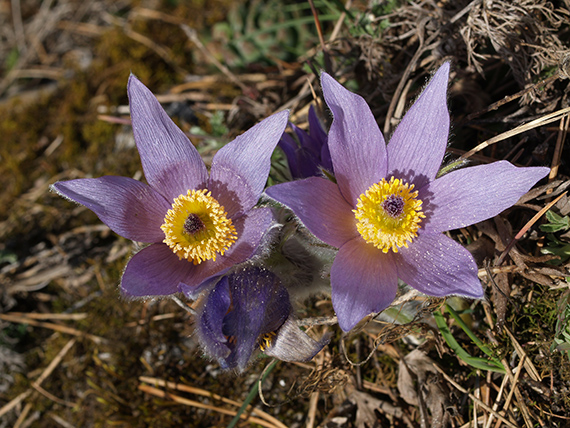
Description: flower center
xmin=161 ymin=189 xmax=237 ymax=265
xmin=354 ymin=177 xmax=425 ymax=253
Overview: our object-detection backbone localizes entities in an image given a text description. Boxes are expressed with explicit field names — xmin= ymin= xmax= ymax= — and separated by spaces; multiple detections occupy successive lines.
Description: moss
xmin=0 ymin=0 xmax=235 ymax=238
xmin=511 ymin=285 xmax=561 ymax=343
xmin=375 ymin=353 xmax=399 ymax=387
xmin=506 ymin=285 xmax=570 ymax=390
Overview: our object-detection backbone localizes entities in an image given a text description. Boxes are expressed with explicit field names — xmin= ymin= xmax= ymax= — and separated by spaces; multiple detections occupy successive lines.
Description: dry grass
xmin=1 ymin=0 xmax=570 ymax=426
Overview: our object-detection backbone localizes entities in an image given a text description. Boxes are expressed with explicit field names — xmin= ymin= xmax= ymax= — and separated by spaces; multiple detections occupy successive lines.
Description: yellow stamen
xmin=259 ymin=331 xmax=277 ymax=351
xmin=354 ymin=177 xmax=425 ymax=253
xmin=161 ymin=189 xmax=237 ymax=264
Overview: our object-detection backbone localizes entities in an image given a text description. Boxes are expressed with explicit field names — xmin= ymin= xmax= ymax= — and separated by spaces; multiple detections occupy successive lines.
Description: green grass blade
xmin=445 ymin=304 xmax=499 ymax=363
xmin=226 ymin=359 xmax=278 ymax=428
xmin=233 ymin=14 xmax=341 ymax=44
xmin=434 ymin=310 xmax=505 ymax=373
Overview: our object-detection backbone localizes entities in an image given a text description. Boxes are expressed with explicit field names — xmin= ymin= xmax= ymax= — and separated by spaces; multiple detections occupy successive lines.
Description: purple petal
xmin=179 ymin=276 xmax=220 ymax=300
xmin=321 ymin=72 xmax=387 ymax=206
xmin=319 ymin=138 xmax=333 ymax=173
xmin=195 ymin=277 xmax=232 ymax=361
xmin=128 ymin=75 xmax=208 ymax=201
xmin=292 ymin=123 xmax=318 ymax=155
xmin=266 ymin=177 xmax=357 ymax=248
xmin=421 ymin=161 xmax=550 ymax=233
xmin=193 ymin=266 xmax=291 ymax=371
xmin=120 ymin=243 xmax=195 ymax=297
xmin=208 ymin=110 xmax=289 ymax=218
xmin=387 ymin=63 xmax=450 ymax=188
xmin=180 ymin=207 xmax=274 ymax=291
xmin=295 ymin=147 xmax=322 ymax=179
xmin=304 ymin=105 xmax=332 ymax=173
xmin=396 ymin=233 xmax=483 ymax=299
xmin=278 ymin=132 xmax=301 ymax=178
xmin=331 ymin=237 xmax=398 ymax=331
xmin=290 ymin=122 xmax=323 ymax=178
xmin=222 ymin=267 xmax=291 ymax=371
xmin=224 ymin=267 xmax=291 ymax=336
xmin=308 ymin=105 xmax=328 ymax=151
xmin=51 ymin=176 xmax=169 ymax=243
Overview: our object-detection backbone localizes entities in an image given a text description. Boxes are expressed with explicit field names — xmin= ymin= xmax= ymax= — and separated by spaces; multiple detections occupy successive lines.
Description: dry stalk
xmin=503 ymin=327 xmax=541 ymax=383
xmin=180 ymin=25 xmax=250 ymax=95
xmin=6 ymin=312 xmax=87 ymax=321
xmin=12 ymin=402 xmax=32 ymax=428
xmin=33 ymin=338 xmax=76 ymax=387
xmin=491 ymin=356 xmax=526 ymax=428
xmin=0 ymin=313 xmax=105 ymax=344
xmin=433 ymin=364 xmax=518 ymax=428
xmin=461 ymin=106 xmax=570 ymax=160
xmin=495 ymin=191 xmax=567 ymax=265
xmin=305 ymin=351 xmax=324 ymax=428
xmin=548 ymin=114 xmax=569 ymax=185
xmin=32 ymin=383 xmax=75 ymax=408
xmin=483 ymin=371 xmax=510 ymax=428
xmin=138 ymin=383 xmax=281 ymax=428
xmin=0 ymin=390 xmax=32 ymax=419
xmin=138 ymin=376 xmax=286 ymax=428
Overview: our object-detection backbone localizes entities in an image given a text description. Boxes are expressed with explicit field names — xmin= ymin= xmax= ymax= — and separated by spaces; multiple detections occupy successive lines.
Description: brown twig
xmin=305 ymin=351 xmax=324 ymax=428
xmin=0 ymin=390 xmax=32 ymax=419
xmin=433 ymin=364 xmax=518 ymax=428
xmin=49 ymin=414 xmax=76 ymax=428
xmin=329 ymin=0 xmax=351 ymax=42
xmin=138 ymin=384 xmax=281 ymax=428
xmin=483 ymin=306 xmax=538 ymax=427
xmin=503 ymin=327 xmax=541 ymax=383
xmin=32 ymin=383 xmax=76 ymax=408
xmin=2 ymin=337 xmax=79 ymax=419
xmin=547 ymin=114 xmax=568 ymax=187
xmin=383 ymin=0 xmax=481 ymax=135
xmin=495 ymin=191 xmax=567 ymax=265
xmin=180 ymin=24 xmax=251 ymax=96
xmin=33 ymin=338 xmax=76 ymax=387
xmin=307 ymin=0 xmax=331 ymax=75
xmin=12 ymin=402 xmax=32 ymax=428
xmin=491 ymin=355 xmax=526 ymax=428
xmin=0 ymin=313 xmax=105 ymax=344
xmin=460 ymin=106 xmax=570 ymax=160
xmin=6 ymin=312 xmax=87 ymax=321
xmin=483 ymin=371 xmax=510 ymax=428
xmin=138 ymin=377 xmax=286 ymax=428
xmin=467 ymin=73 xmax=562 ymax=121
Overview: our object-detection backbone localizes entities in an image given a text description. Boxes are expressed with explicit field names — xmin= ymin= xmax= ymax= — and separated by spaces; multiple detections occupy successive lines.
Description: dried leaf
xmin=492 ymin=272 xmax=510 ymax=330
xmin=397 ymin=349 xmax=452 ymax=428
xmin=465 ymin=235 xmax=495 ymax=265
xmin=346 ymin=385 xmax=408 ymax=428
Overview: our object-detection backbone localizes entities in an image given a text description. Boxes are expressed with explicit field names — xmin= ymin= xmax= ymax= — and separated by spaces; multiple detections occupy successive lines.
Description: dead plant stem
xmin=492 ymin=356 xmax=526 ymax=428
xmin=433 ymin=364 xmax=518 ymax=428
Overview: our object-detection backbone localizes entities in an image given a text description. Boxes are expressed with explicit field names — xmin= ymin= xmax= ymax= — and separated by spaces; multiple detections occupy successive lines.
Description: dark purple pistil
xmin=382 ymin=195 xmax=405 ymax=218
xmin=183 ymin=213 xmax=205 ymax=235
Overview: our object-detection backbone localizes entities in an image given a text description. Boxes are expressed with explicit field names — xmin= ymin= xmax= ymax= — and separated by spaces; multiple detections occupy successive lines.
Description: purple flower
xmin=266 ymin=63 xmax=550 ymax=332
xmin=279 ymin=105 xmax=332 ymax=178
xmin=185 ymin=266 xmax=330 ymax=372
xmin=52 ymin=75 xmax=288 ymax=297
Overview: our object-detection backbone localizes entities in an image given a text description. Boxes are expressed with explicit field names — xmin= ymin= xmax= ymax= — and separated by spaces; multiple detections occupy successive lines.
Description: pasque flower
xmin=266 ymin=63 xmax=550 ymax=332
xmin=279 ymin=105 xmax=332 ymax=178
xmin=185 ymin=265 xmax=330 ymax=372
xmin=52 ymin=75 xmax=288 ymax=297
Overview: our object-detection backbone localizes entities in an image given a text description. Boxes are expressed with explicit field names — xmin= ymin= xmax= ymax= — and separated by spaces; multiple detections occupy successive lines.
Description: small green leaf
xmin=541 ymin=243 xmax=570 ymax=260
xmin=5 ymin=48 xmax=19 ymax=71
xmin=540 ymin=210 xmax=570 ymax=233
